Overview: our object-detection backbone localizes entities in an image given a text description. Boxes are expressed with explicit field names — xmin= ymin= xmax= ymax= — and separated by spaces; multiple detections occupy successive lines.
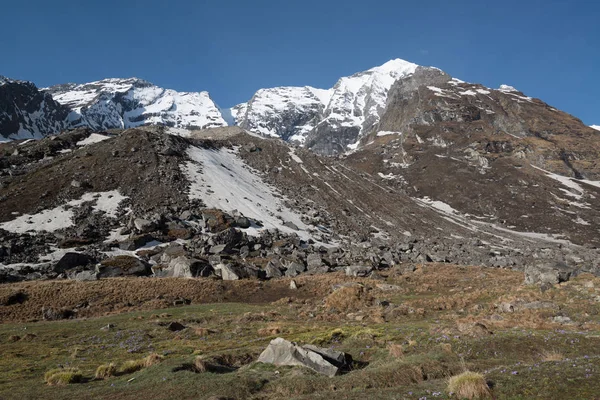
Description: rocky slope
xmin=343 ymin=66 xmax=600 ymax=249
xmin=44 ymin=78 xmax=227 ymax=131
xmin=0 ymin=127 xmax=598 ymax=283
xmin=0 ymin=76 xmax=70 ymax=141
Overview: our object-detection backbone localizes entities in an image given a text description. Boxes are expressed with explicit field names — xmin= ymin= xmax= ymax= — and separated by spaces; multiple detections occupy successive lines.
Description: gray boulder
xmin=284 ymin=261 xmax=306 ymax=277
xmin=264 ymin=261 xmax=283 ymax=279
xmin=524 ymin=262 xmax=571 ymax=286
xmin=163 ymin=256 xmax=212 ymax=278
xmin=306 ymin=254 xmax=323 ymax=270
xmin=257 ymin=337 xmax=351 ymax=377
xmin=133 ymin=218 xmax=155 ymax=233
xmin=73 ymin=270 xmax=98 ymax=281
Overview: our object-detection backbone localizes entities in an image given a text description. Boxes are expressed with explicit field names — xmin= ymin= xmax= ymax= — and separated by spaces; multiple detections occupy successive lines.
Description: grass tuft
xmin=95 ymin=363 xmax=117 ymax=380
xmin=447 ymin=371 xmax=492 ymax=399
xmin=118 ymin=359 xmax=146 ymax=375
xmin=387 ymin=343 xmax=404 ymax=358
xmin=540 ymin=350 xmax=564 ymax=362
xmin=144 ymin=353 xmax=164 ymax=367
xmin=44 ymin=368 xmax=83 ymax=386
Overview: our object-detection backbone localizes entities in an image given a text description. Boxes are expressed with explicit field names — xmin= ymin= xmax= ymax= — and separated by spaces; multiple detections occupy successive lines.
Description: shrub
xmin=95 ymin=363 xmax=117 ymax=380
xmin=44 ymin=368 xmax=83 ymax=386
xmin=447 ymin=371 xmax=491 ymax=399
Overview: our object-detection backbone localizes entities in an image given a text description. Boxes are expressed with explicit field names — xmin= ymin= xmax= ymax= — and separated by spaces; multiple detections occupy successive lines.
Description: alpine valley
xmin=2 ymin=58 xmax=600 ymax=399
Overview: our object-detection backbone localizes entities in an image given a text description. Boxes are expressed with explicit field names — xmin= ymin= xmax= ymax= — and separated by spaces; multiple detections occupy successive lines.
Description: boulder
xmin=97 ymin=256 xmax=150 ymax=278
xmin=524 ymin=262 xmax=571 ymax=286
xmin=73 ymin=270 xmax=98 ymax=281
xmin=284 ymin=261 xmax=306 ymax=277
xmin=218 ymin=263 xmax=241 ymax=281
xmin=306 ymin=254 xmax=323 ymax=270
xmin=163 ymin=256 xmax=213 ymax=278
xmin=54 ymin=252 xmax=95 ymax=273
xmin=118 ymin=234 xmax=154 ymax=251
xmin=133 ymin=218 xmax=156 ymax=233
xmin=235 ymin=217 xmax=251 ymax=229
xmin=264 ymin=262 xmax=283 ymax=279
xmin=257 ymin=337 xmax=351 ymax=377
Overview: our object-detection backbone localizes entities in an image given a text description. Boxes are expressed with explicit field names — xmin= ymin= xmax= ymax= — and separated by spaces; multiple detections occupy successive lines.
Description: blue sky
xmin=0 ymin=0 xmax=598 ymax=124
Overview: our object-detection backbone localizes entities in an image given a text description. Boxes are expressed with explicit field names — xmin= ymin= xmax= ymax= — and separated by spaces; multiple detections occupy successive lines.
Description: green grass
xmin=2 ymin=278 xmax=600 ymax=399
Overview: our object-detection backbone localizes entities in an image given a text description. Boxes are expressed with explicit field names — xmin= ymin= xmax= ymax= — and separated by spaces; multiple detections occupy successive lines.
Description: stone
xmin=210 ymin=244 xmax=228 ymax=254
xmin=524 ymin=262 xmax=571 ymax=286
xmin=235 ymin=217 xmax=251 ymax=229
xmin=54 ymin=252 xmax=94 ymax=273
xmin=289 ymin=280 xmax=298 ymax=290
xmin=283 ymin=221 xmax=299 ymax=231
xmin=97 ymin=256 xmax=150 ymax=278
xmin=219 ymin=263 xmax=241 ymax=281
xmin=284 ymin=261 xmax=305 ymax=277
xmin=167 ymin=321 xmax=186 ymax=331
xmin=257 ymin=337 xmax=351 ymax=377
xmin=264 ymin=262 xmax=283 ymax=279
xmin=345 ymin=265 xmax=373 ymax=277
xmin=133 ymin=218 xmax=155 ymax=233
xmin=118 ymin=234 xmax=154 ymax=251
xmin=497 ymin=302 xmax=515 ymax=313
xmin=306 ymin=254 xmax=323 ymax=270
xmin=164 ymin=257 xmax=213 ymax=278
xmin=73 ymin=270 xmax=98 ymax=281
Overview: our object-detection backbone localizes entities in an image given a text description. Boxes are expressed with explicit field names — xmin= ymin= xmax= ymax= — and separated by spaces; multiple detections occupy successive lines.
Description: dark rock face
xmin=0 ymin=77 xmax=70 ymax=140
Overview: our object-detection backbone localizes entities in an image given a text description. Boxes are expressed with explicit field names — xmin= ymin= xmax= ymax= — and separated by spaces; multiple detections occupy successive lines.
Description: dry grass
xmin=447 ymin=371 xmax=492 ymax=399
xmin=95 ymin=363 xmax=116 ymax=380
xmin=118 ymin=359 xmax=146 ymax=375
xmin=540 ymin=350 xmax=564 ymax=362
xmin=257 ymin=325 xmax=282 ymax=336
xmin=44 ymin=368 xmax=83 ymax=386
xmin=387 ymin=343 xmax=404 ymax=358
xmin=144 ymin=353 xmax=164 ymax=367
xmin=324 ymin=286 xmax=373 ymax=313
xmin=193 ymin=356 xmax=208 ymax=373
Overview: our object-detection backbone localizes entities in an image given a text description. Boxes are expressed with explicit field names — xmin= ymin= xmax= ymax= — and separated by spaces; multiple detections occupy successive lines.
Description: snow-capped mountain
xmin=591 ymin=125 xmax=600 ymax=131
xmin=0 ymin=76 xmax=70 ymax=141
xmin=44 ymin=78 xmax=227 ymax=131
xmin=232 ymin=86 xmax=332 ymax=142
xmin=232 ymin=59 xmax=423 ymax=154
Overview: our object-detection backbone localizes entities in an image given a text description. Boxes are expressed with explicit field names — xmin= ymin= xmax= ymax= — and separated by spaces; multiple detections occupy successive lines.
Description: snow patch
xmin=376 ymin=131 xmax=400 ymax=137
xmin=183 ymin=145 xmax=312 ymax=240
xmin=0 ymin=190 xmax=128 ymax=234
xmin=76 ymin=133 xmax=112 ymax=146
